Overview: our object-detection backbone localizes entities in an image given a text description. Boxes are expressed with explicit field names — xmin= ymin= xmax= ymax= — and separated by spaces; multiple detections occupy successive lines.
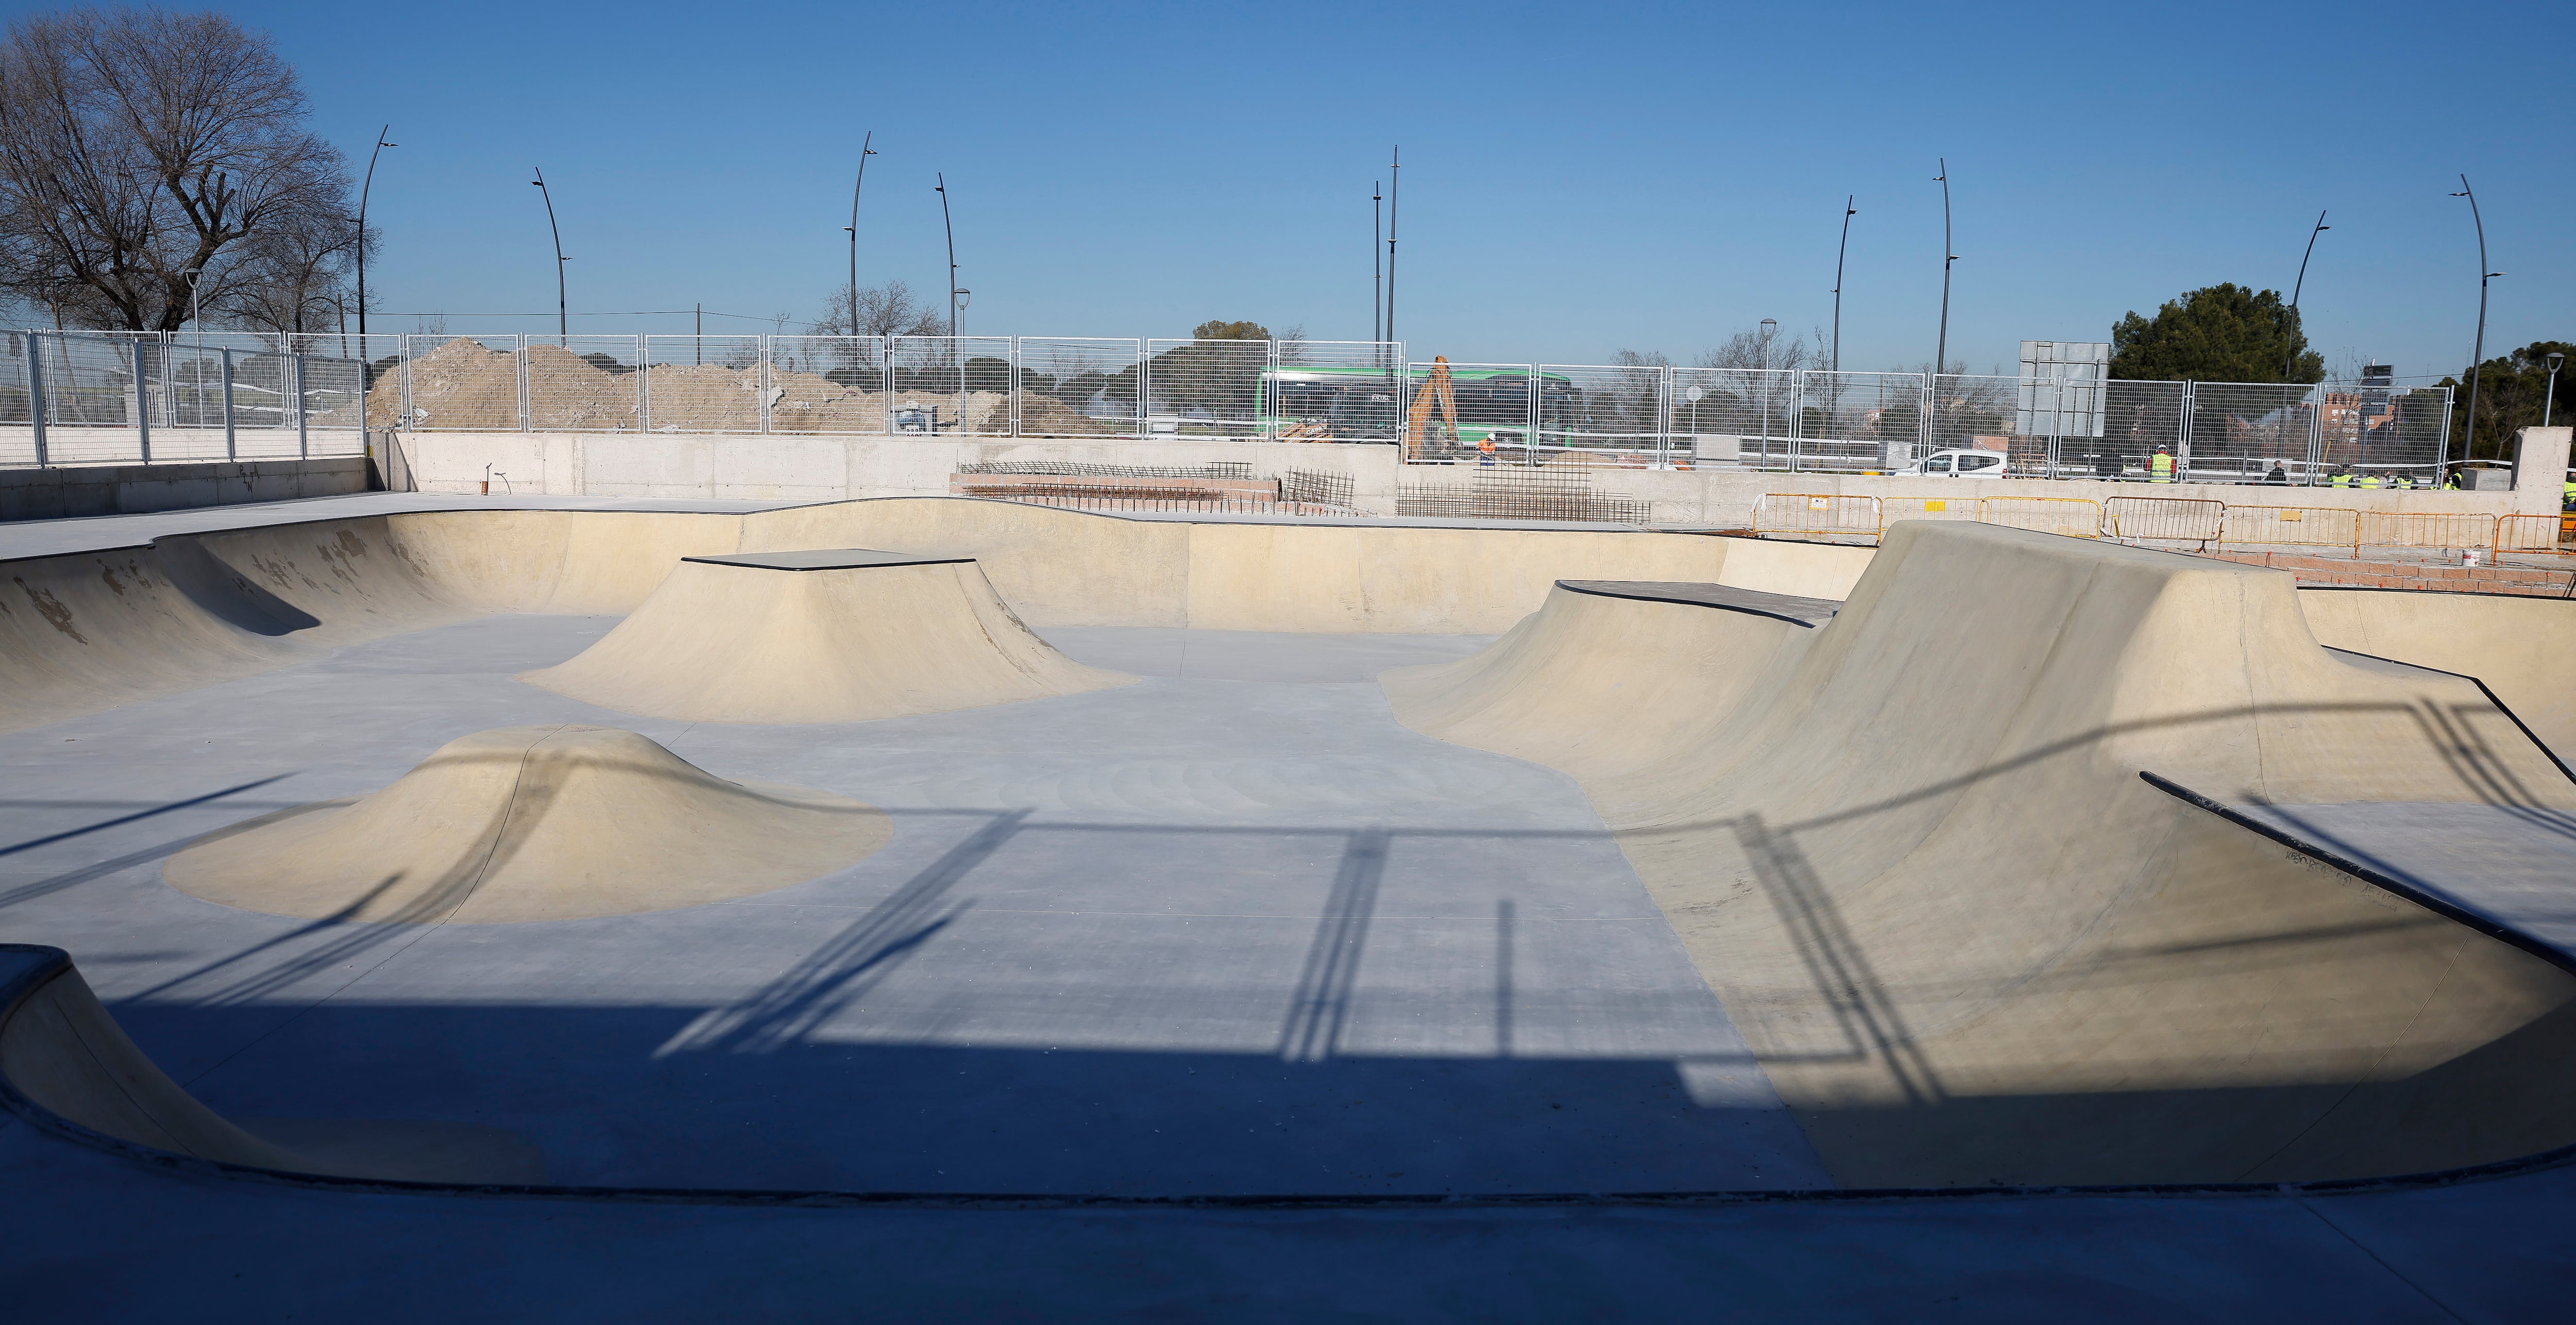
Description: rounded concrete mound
xmin=518 ymin=549 xmax=1138 ymax=724
xmin=164 ymin=724 xmax=891 ymax=924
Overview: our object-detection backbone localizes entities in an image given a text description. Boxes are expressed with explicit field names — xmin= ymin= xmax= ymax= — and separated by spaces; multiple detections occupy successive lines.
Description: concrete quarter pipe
xmin=1387 ymin=520 xmax=2576 ymax=1187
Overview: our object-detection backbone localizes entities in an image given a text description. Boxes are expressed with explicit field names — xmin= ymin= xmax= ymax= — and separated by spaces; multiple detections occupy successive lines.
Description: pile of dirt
xmin=523 ymin=343 xmax=639 ymax=430
xmin=636 ymin=361 xmax=761 ymax=432
xmin=368 ymin=337 xmax=518 ymax=430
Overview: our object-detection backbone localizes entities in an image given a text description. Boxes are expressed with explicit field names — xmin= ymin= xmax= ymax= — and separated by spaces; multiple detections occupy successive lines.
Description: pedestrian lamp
xmin=2548 ymin=351 xmax=2565 ymax=429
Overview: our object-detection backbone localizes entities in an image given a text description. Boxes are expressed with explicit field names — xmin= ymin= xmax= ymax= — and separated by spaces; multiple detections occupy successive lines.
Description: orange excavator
xmin=1403 ymin=356 xmax=1458 ymax=462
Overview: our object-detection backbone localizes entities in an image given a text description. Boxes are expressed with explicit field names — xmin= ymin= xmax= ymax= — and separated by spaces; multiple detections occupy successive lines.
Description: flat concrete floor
xmin=0 ymin=614 xmax=1825 ymax=1195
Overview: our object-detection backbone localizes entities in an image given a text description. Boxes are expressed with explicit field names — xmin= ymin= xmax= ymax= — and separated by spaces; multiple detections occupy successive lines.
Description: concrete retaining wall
xmin=384 ymin=428 xmax=2573 ymax=525
xmin=0 ymin=456 xmax=371 ymax=521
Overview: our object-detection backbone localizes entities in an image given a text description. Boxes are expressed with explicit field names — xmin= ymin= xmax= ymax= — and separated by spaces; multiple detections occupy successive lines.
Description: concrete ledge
xmin=0 ymin=457 xmax=371 ymax=521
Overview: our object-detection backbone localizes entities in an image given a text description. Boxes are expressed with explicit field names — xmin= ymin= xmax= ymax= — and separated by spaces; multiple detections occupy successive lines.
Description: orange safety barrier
xmin=1976 ymin=495 xmax=2101 ymax=539
xmin=1753 ymin=493 xmax=1881 ymax=542
xmin=2497 ymin=513 xmax=2576 ymax=555
xmin=2221 ymin=506 xmax=2358 ymax=548
xmin=2357 ymin=511 xmax=2496 ymax=553
xmin=1879 ymin=496 xmax=1980 ymax=526
xmin=2104 ymin=496 xmax=2224 ymax=546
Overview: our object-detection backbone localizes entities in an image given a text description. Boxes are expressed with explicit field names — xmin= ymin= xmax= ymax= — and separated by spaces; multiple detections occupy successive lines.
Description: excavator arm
xmin=1403 ymin=356 xmax=1458 ymax=461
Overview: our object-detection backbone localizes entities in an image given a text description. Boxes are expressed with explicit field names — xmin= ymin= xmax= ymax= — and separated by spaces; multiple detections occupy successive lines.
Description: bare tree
xmin=223 ymin=202 xmax=367 ymax=333
xmin=1693 ymin=325 xmax=1829 ymax=372
xmin=812 ymin=279 xmax=944 ymax=338
xmin=0 ymin=8 xmax=354 ymax=331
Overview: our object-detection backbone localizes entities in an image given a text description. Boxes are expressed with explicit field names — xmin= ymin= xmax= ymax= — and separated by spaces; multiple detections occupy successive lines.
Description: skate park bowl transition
xmin=2 ymin=496 xmax=2572 ymax=1195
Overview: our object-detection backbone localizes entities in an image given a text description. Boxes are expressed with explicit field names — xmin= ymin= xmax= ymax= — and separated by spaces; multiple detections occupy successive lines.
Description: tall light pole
xmin=1759 ymin=317 xmax=1776 ymax=462
xmin=355 ymin=127 xmax=394 ymax=344
xmin=1933 ymin=159 xmax=1957 ymax=381
xmin=843 ymin=130 xmax=876 ymax=337
xmin=1385 ymin=146 xmax=1400 ymax=347
xmin=531 ymin=167 xmax=567 ymax=341
xmin=1832 ymin=195 xmax=1856 ymax=373
xmin=2284 ymin=210 xmax=2328 ymax=381
xmin=2450 ymin=176 xmax=2501 ymax=465
xmin=2546 ymin=351 xmax=2564 ymax=428
xmin=935 ymin=172 xmax=959 ymax=339
xmin=1372 ymin=180 xmax=1382 ymax=345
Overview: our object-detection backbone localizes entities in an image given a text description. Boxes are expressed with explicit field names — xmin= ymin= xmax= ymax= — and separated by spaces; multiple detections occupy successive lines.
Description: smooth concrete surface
xmin=382 ymin=427 xmax=2568 ymax=524
xmin=0 ymin=457 xmax=369 ymax=522
xmin=2221 ymin=801 xmax=2576 ymax=963
xmin=522 ymin=558 xmax=1137 ymax=723
xmin=1390 ymin=522 xmax=2576 ymax=1186
xmin=2299 ymin=586 xmax=2576 ymax=759
xmin=1555 ymin=579 xmax=1843 ymax=624
xmin=0 ymin=615 xmax=1823 ymax=1197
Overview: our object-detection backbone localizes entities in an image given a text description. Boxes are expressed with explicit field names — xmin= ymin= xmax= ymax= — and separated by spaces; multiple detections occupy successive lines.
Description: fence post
xmin=2306 ymin=382 xmax=2324 ymax=481
xmin=757 ymin=337 xmax=771 ymax=435
xmin=1009 ymin=337 xmax=1023 ymax=438
xmin=132 ymin=340 xmax=152 ymax=462
xmin=2178 ymin=380 xmax=2195 ymax=481
xmin=639 ymin=338 xmax=652 ymax=433
xmin=219 ymin=347 xmax=237 ymax=461
xmin=517 ymin=337 xmax=531 ymax=432
xmin=293 ymin=353 xmax=308 ymax=459
xmin=24 ymin=332 xmax=47 ymax=467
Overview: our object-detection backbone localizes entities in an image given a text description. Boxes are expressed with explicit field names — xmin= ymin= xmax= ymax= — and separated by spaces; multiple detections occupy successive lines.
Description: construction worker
xmin=2358 ymin=469 xmax=2382 ymax=489
xmin=2389 ymin=472 xmax=2413 ymax=491
xmin=1476 ymin=434 xmax=1498 ymax=467
xmin=2561 ymin=473 xmax=2573 ymax=511
xmin=2331 ymin=466 xmax=2353 ymax=487
xmin=2150 ymin=446 xmax=2175 ymax=483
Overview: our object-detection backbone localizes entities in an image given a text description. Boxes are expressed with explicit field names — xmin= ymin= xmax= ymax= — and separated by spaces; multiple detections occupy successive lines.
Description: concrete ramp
xmin=1389 ymin=521 xmax=2576 ymax=1186
xmin=2298 ymin=587 xmax=2576 ymax=759
xmin=0 ymin=944 xmax=543 ymax=1182
xmin=519 ymin=550 xmax=1137 ymax=724
xmin=165 ymin=725 xmax=891 ymax=923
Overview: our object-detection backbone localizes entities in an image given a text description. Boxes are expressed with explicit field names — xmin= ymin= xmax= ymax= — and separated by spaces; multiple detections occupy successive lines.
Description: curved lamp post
xmin=1934 ymin=159 xmax=1957 ymax=379
xmin=2284 ymin=210 xmax=2328 ymax=380
xmin=355 ymin=127 xmax=394 ymax=344
xmin=935 ymin=173 xmax=959 ymax=340
xmin=2450 ymin=176 xmax=2501 ymax=464
xmin=1832 ymin=195 xmax=1856 ymax=373
xmin=531 ymin=167 xmax=567 ymax=340
xmin=844 ymin=131 xmax=876 ymax=337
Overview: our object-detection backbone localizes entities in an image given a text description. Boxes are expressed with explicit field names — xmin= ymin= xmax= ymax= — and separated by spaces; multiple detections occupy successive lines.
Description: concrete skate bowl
xmin=1387 ymin=520 xmax=2576 ymax=1188
xmin=0 ymin=498 xmax=1872 ymax=733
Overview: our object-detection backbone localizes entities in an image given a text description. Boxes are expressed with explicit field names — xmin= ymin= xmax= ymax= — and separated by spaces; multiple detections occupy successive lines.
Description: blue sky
xmin=192 ymin=0 xmax=2566 ymax=379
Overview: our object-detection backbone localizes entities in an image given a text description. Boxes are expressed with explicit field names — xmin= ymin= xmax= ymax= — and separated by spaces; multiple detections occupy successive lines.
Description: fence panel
xmin=2186 ymin=382 xmax=2315 ymax=483
xmin=639 ymin=336 xmax=765 ymax=433
xmin=1535 ymin=363 xmax=1667 ymax=460
xmin=2222 ymin=505 xmax=2357 ymax=547
xmin=522 ymin=336 xmax=641 ymax=432
xmin=402 ymin=335 xmax=522 ymax=431
xmin=1791 ymin=370 xmax=1925 ymax=473
xmin=20 ymin=334 xmax=142 ymax=464
xmin=283 ymin=338 xmax=371 ymax=457
xmin=2318 ymin=384 xmax=2450 ymax=485
xmin=1143 ymin=338 xmax=1271 ymax=440
xmin=1754 ymin=492 xmax=1880 ymax=541
xmin=1263 ymin=340 xmax=1403 ymax=443
xmin=1398 ymin=361 xmax=1537 ymax=463
xmin=2058 ymin=379 xmax=2189 ymax=481
xmin=1978 ymin=495 xmax=2100 ymax=538
xmin=0 ymin=334 xmax=32 ymax=466
xmin=1014 ymin=338 xmax=1142 ymax=438
xmin=888 ymin=336 xmax=1012 ymax=435
xmin=2357 ymin=512 xmax=2495 ymax=552
xmin=1924 ymin=375 xmax=2020 ymax=467
xmin=1879 ymin=494 xmax=1979 ymax=527
xmin=765 ymin=336 xmax=886 ymax=433
xmin=1670 ymin=368 xmax=1798 ymax=471
xmin=2498 ymin=514 xmax=2574 ymax=555
xmin=2104 ymin=496 xmax=2225 ymax=544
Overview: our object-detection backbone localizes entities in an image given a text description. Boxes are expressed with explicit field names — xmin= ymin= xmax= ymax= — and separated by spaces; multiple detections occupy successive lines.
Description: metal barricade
xmin=1977 ymin=495 xmax=2101 ymax=538
xmin=640 ymin=336 xmax=765 ymax=433
xmin=766 ymin=336 xmax=886 ymax=434
xmin=1015 ymin=338 xmax=1142 ymax=438
xmin=2497 ymin=513 xmax=2576 ymax=556
xmin=1754 ymin=493 xmax=1880 ymax=542
xmin=401 ymin=334 xmax=523 ymax=431
xmin=2222 ymin=505 xmax=2358 ymax=548
xmin=2104 ymin=496 xmax=2224 ymax=546
xmin=1878 ymin=495 xmax=1978 ymax=527
xmin=2357 ymin=512 xmax=2496 ymax=554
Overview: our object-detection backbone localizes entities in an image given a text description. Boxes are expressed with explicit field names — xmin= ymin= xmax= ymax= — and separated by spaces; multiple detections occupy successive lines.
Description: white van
xmin=1901 ymin=448 xmax=2007 ymax=477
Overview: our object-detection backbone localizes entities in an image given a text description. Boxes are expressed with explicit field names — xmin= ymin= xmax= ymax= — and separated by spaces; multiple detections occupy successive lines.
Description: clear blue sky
xmin=207 ymin=0 xmax=2564 ymax=380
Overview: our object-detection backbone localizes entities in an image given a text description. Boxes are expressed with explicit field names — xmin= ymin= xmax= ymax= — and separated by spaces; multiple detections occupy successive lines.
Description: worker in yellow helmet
xmin=2357 ymin=469 xmax=2382 ymax=489
xmin=2149 ymin=446 xmax=2174 ymax=483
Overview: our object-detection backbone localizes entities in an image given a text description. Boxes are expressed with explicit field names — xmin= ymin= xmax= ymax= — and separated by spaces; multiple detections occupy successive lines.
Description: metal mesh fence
xmin=2185 ymin=382 xmax=2314 ymax=483
xmin=1976 ymin=495 xmax=2100 ymax=538
xmin=1754 ymin=493 xmax=1880 ymax=540
xmin=1268 ymin=341 xmax=1403 ymax=442
xmin=641 ymin=336 xmax=765 ymax=433
xmin=2072 ymin=380 xmax=2188 ymax=480
xmin=2104 ymin=496 xmax=2224 ymax=544
xmin=766 ymin=336 xmax=886 ymax=434
xmin=1014 ymin=338 xmax=1141 ymax=438
xmin=1790 ymin=370 xmax=1922 ymax=473
xmin=2221 ymin=505 xmax=2358 ymax=547
xmin=889 ymin=336 xmax=1012 ymax=435
xmin=401 ymin=334 xmax=522 ymax=431
xmin=1671 ymin=368 xmax=1798 ymax=470
xmin=523 ymin=337 xmax=641 ymax=432
xmin=2317 ymin=385 xmax=2449 ymax=484
xmin=1924 ymin=375 xmax=2020 ymax=467
xmin=1538 ymin=364 xmax=1666 ymax=456
xmin=1146 ymin=339 xmax=1271 ymax=439
xmin=2358 ymin=512 xmax=2495 ymax=552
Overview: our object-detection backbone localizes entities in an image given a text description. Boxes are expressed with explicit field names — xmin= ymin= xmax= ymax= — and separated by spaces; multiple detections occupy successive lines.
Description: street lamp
xmin=1832 ymin=195 xmax=1855 ymax=373
xmin=531 ymin=167 xmax=568 ymax=341
xmin=2284 ymin=210 xmax=2328 ymax=380
xmin=1372 ymin=180 xmax=1383 ymax=346
xmin=183 ymin=266 xmax=204 ymax=425
xmin=2547 ymin=351 xmax=2565 ymax=428
xmin=1934 ymin=159 xmax=1958 ymax=379
xmin=1759 ymin=317 xmax=1777 ymax=465
xmin=844 ymin=130 xmax=876 ymax=338
xmin=2450 ymin=175 xmax=2501 ymax=466
xmin=355 ymin=127 xmax=394 ymax=345
xmin=1385 ymin=145 xmax=1400 ymax=346
xmin=935 ymin=173 xmax=959 ymax=340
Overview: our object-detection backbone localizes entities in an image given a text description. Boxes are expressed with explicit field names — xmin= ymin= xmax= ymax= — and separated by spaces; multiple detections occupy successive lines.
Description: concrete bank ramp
xmin=2297 ymin=586 xmax=2576 ymax=759
xmin=1387 ymin=520 xmax=2576 ymax=1187
xmin=0 ymin=944 xmax=543 ymax=1182
xmin=165 ymin=725 xmax=890 ymax=923
xmin=519 ymin=550 xmax=1138 ymax=724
